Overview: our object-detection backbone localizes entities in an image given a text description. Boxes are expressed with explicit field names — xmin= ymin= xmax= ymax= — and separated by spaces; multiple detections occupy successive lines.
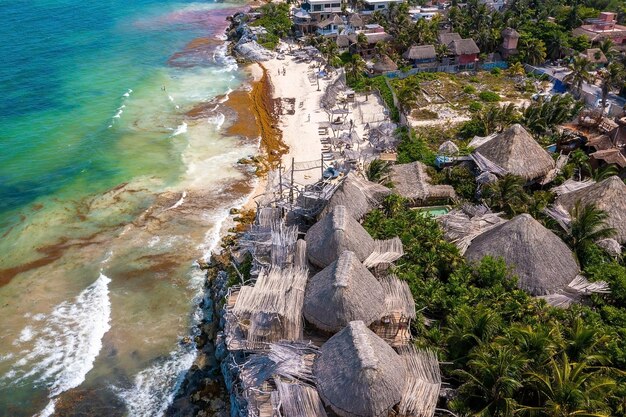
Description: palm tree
xmin=345 ymin=54 xmax=366 ymax=83
xmin=366 ymin=159 xmax=392 ymax=184
xmin=569 ymin=149 xmax=590 ymax=181
xmin=507 ymin=62 xmax=526 ymax=78
xmin=521 ymin=354 xmax=616 ymax=417
xmin=566 ymin=202 xmax=616 ymax=262
xmin=597 ymin=62 xmax=625 ymax=114
xmin=520 ymin=37 xmax=547 ymax=66
xmin=453 ymin=345 xmax=526 ymax=416
xmin=482 ymin=174 xmax=529 ymax=216
xmin=355 ymin=32 xmax=368 ymax=56
xmin=598 ymin=38 xmax=614 ymax=61
xmin=590 ymin=165 xmax=618 ymax=182
xmin=446 ymin=306 xmax=503 ymax=362
xmin=564 ymin=56 xmax=593 ymax=97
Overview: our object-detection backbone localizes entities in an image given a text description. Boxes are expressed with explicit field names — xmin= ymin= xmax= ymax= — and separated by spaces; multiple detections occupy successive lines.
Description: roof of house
xmin=582 ymin=48 xmax=608 ymax=64
xmin=556 ymin=176 xmax=626 ymax=244
xmin=317 ymin=14 xmax=344 ymax=28
xmin=448 ymin=38 xmax=480 ymax=56
xmin=438 ymin=32 xmax=462 ymax=45
xmin=303 ymin=251 xmax=386 ymax=332
xmin=573 ymin=25 xmax=626 ymax=41
xmin=591 ymin=148 xmax=626 ymax=168
xmin=586 ymin=134 xmax=613 ymax=151
xmin=314 ymin=321 xmax=407 ymax=417
xmin=403 ymin=44 xmax=437 ymax=60
xmin=465 ymin=214 xmax=580 ymax=295
xmin=372 ymin=55 xmax=398 ymax=73
xmin=389 ymin=161 xmax=456 ymax=203
xmin=501 ymin=27 xmax=520 ymax=38
xmin=305 ymin=205 xmax=376 ymax=268
xmin=349 ymin=13 xmax=363 ymax=27
xmin=474 ymin=124 xmax=555 ymax=181
xmin=320 ymin=172 xmax=391 ymax=220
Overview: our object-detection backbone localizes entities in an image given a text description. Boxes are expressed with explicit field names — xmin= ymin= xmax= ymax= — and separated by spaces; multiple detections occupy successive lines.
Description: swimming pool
xmin=415 ymin=205 xmax=452 ymax=217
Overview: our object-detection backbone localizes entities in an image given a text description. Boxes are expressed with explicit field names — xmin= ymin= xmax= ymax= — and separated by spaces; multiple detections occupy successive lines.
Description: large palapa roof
xmin=465 ymin=214 xmax=580 ymax=295
xmin=389 ymin=161 xmax=456 ymax=203
xmin=305 ymin=205 xmax=376 ymax=268
xmin=320 ymin=173 xmax=391 ymax=221
xmin=474 ymin=124 xmax=555 ymax=181
xmin=303 ymin=251 xmax=386 ymax=332
xmin=556 ymin=176 xmax=626 ymax=243
xmin=314 ymin=321 xmax=406 ymax=417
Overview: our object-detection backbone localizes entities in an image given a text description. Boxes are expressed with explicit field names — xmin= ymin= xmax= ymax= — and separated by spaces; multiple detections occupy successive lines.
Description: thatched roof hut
xmin=305 ymin=205 xmax=404 ymax=269
xmin=227 ymin=266 xmax=309 ymax=349
xmin=314 ymin=321 xmax=406 ymax=417
xmin=438 ymin=140 xmax=460 ymax=155
xmin=555 ymin=176 xmax=626 ymax=243
xmin=465 ymin=214 xmax=580 ymax=295
xmin=303 ymin=251 xmax=386 ymax=332
xmin=349 ymin=13 xmax=363 ymax=28
xmin=447 ymin=38 xmax=480 ymax=56
xmin=582 ymin=48 xmax=608 ymax=64
xmin=372 ymin=55 xmax=398 ymax=74
xmin=319 ymin=173 xmax=391 ymax=220
xmin=403 ymin=45 xmax=437 ymax=61
xmin=389 ymin=161 xmax=456 ymax=205
xmin=305 ymin=205 xmax=376 ymax=268
xmin=473 ymin=124 xmax=555 ymax=181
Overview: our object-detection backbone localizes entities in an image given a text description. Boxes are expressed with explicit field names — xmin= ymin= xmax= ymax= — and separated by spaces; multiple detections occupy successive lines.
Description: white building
xmin=303 ymin=0 xmax=344 ymax=21
xmin=361 ymin=0 xmax=404 ymax=14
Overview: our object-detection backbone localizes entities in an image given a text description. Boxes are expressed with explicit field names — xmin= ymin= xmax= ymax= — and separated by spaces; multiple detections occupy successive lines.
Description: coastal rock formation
xmin=234 ymin=40 xmax=273 ymax=62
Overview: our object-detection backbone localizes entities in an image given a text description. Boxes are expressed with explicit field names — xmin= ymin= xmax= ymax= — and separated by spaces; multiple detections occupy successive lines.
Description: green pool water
xmin=416 ymin=205 xmax=451 ymax=217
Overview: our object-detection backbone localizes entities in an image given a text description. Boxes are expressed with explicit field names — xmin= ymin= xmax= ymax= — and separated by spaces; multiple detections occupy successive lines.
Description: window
xmin=377 ymin=4 xmax=385 ymax=8
xmin=332 ymin=3 xmax=340 ymax=7
xmin=313 ymin=4 xmax=322 ymax=11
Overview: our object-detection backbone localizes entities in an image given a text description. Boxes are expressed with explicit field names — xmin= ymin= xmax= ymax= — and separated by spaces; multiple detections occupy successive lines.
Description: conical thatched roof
xmin=314 ymin=321 xmax=406 ymax=417
xmin=372 ymin=55 xmax=398 ymax=73
xmin=465 ymin=214 xmax=580 ymax=295
xmin=349 ymin=13 xmax=363 ymax=27
xmin=320 ymin=173 xmax=391 ymax=220
xmin=475 ymin=124 xmax=555 ymax=181
xmin=305 ymin=205 xmax=376 ymax=268
xmin=304 ymin=251 xmax=386 ymax=332
xmin=555 ymin=176 xmax=626 ymax=243
xmin=389 ymin=161 xmax=456 ymax=204
xmin=438 ymin=140 xmax=460 ymax=155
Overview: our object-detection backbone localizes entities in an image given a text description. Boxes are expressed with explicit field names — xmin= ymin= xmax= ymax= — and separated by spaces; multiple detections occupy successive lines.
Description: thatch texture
xmin=314 ymin=321 xmax=407 ymax=417
xmin=305 ymin=205 xmax=376 ymax=268
xmin=465 ymin=214 xmax=580 ymax=295
xmin=474 ymin=124 xmax=555 ymax=181
xmin=438 ymin=32 xmax=462 ymax=45
xmin=397 ymin=346 xmax=441 ymax=417
xmin=389 ymin=161 xmax=457 ymax=204
xmin=319 ymin=173 xmax=391 ymax=221
xmin=551 ymin=178 xmax=595 ymax=196
xmin=371 ymin=275 xmax=416 ymax=347
xmin=349 ymin=13 xmax=363 ymax=27
xmin=448 ymin=38 xmax=480 ymax=55
xmin=438 ymin=140 xmax=460 ymax=155
xmin=304 ymin=251 xmax=386 ymax=332
xmin=439 ymin=205 xmax=506 ymax=254
xmin=555 ymin=176 xmax=626 ymax=243
xmin=372 ymin=55 xmax=398 ymax=73
xmin=230 ymin=266 xmax=309 ymax=348
xmin=275 ymin=379 xmax=328 ymax=417
xmin=363 ymin=237 xmax=404 ymax=268
xmin=404 ymin=45 xmax=437 ymax=61
xmin=241 ymin=341 xmax=318 ymax=388
xmin=590 ymin=148 xmax=626 ymax=168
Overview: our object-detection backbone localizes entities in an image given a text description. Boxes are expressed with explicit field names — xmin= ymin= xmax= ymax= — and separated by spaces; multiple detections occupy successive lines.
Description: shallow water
xmin=0 ymin=1 xmax=255 ymax=415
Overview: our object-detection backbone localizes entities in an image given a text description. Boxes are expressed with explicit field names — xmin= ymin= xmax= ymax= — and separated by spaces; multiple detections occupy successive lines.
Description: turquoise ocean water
xmin=0 ymin=1 xmax=256 ymax=415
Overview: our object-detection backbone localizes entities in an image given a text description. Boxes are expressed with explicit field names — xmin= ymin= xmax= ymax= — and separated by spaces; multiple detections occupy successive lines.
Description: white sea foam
xmin=34 ymin=399 xmax=56 ymax=417
xmin=172 ymin=122 xmax=187 ymax=137
xmin=208 ymin=113 xmax=225 ymax=130
xmin=115 ymin=346 xmax=197 ymax=417
xmin=123 ymin=88 xmax=133 ymax=97
xmin=168 ymin=191 xmax=187 ymax=210
xmin=3 ymin=273 xmax=112 ymax=399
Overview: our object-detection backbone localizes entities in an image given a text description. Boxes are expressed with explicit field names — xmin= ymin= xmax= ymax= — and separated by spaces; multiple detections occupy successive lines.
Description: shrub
xmin=490 ymin=67 xmax=502 ymax=75
xmin=396 ymin=127 xmax=436 ymax=165
xmin=479 ymin=91 xmax=501 ymax=102
xmin=463 ymin=85 xmax=477 ymax=94
xmin=468 ymin=101 xmax=483 ymax=112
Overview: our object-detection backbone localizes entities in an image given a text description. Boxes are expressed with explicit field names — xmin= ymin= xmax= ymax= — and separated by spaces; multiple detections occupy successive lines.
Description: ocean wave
xmin=171 ymin=122 xmax=187 ymax=137
xmin=212 ymin=44 xmax=238 ymax=73
xmin=114 ymin=346 xmax=197 ymax=417
xmin=208 ymin=113 xmax=225 ymax=130
xmin=3 ymin=273 xmax=112 ymax=399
